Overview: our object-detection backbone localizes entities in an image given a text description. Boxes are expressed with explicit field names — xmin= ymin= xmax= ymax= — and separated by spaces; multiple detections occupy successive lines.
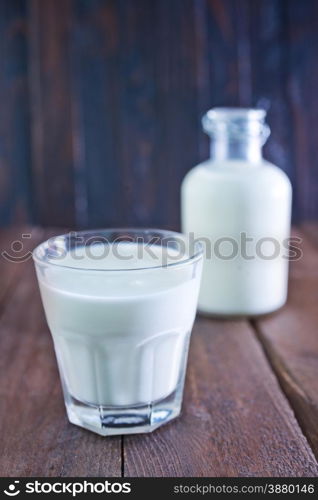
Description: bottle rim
xmin=202 ymin=107 xmax=270 ymax=143
xmin=204 ymin=107 xmax=266 ymax=122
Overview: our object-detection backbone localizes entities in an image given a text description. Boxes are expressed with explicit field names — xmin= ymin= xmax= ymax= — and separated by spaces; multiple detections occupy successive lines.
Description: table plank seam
xmin=250 ymin=319 xmax=318 ymax=463
xmin=2 ymin=226 xmax=317 ymax=476
xmin=121 ymin=436 xmax=125 ymax=477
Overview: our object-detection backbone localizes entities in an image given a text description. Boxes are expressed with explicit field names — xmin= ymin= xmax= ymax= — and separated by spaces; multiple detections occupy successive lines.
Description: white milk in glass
xmin=36 ymin=242 xmax=201 ymax=407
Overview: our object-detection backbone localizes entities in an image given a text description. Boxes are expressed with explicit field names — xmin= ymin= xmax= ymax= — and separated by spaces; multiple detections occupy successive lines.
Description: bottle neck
xmin=210 ymin=137 xmax=263 ymax=163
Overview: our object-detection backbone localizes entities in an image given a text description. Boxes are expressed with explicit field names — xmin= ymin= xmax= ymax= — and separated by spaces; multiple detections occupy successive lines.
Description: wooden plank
xmin=2 ymin=226 xmax=317 ymax=476
xmin=71 ymin=0 xmax=121 ymax=228
xmin=2 ymin=0 xmax=318 ymax=228
xmin=124 ymin=317 xmax=318 ymax=477
xmin=28 ymin=0 xmax=76 ymax=227
xmin=286 ymin=0 xmax=318 ymax=220
xmin=0 ymin=226 xmax=41 ymax=306
xmin=253 ymin=228 xmax=318 ymax=458
xmin=247 ymin=0 xmax=296 ymax=217
xmin=71 ymin=0 xmax=247 ymax=229
xmin=0 ymin=229 xmax=121 ymax=476
xmin=0 ymin=0 xmax=31 ymax=225
xmin=203 ymin=0 xmax=241 ymax=107
xmin=302 ymin=223 xmax=318 ymax=248
xmin=196 ymin=0 xmax=241 ymax=161
xmin=134 ymin=0 xmax=199 ymax=229
xmin=72 ymin=0 xmax=201 ymax=230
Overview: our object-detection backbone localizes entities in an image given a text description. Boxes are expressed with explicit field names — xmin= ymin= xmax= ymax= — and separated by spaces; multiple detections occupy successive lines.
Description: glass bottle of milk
xmin=181 ymin=108 xmax=292 ymax=316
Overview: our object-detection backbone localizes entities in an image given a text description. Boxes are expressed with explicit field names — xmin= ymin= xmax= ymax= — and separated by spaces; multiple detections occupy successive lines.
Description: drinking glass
xmin=33 ymin=229 xmax=203 ymax=436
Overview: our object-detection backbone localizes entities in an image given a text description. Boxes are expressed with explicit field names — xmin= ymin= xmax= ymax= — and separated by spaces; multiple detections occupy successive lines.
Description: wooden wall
xmin=0 ymin=0 xmax=318 ymax=228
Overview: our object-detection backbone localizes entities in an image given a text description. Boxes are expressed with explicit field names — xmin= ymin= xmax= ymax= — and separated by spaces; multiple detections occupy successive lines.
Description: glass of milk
xmin=33 ymin=229 xmax=203 ymax=436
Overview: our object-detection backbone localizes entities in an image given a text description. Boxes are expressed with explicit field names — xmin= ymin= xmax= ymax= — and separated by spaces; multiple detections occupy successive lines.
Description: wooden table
xmin=1 ymin=226 xmax=318 ymax=477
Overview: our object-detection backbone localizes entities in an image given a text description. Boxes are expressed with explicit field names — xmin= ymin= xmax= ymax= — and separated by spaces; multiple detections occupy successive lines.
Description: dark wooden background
xmin=0 ymin=0 xmax=318 ymax=229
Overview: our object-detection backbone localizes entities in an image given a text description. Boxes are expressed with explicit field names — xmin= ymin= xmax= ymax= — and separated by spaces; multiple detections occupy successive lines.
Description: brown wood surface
xmin=124 ymin=318 xmax=317 ymax=477
xmin=0 ymin=227 xmax=318 ymax=477
xmin=0 ymin=226 xmax=39 ymax=305
xmin=0 ymin=228 xmax=121 ymax=477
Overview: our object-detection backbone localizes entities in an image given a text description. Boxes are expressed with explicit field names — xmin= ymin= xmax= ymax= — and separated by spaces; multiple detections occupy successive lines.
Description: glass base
xmin=64 ymin=390 xmax=182 ymax=436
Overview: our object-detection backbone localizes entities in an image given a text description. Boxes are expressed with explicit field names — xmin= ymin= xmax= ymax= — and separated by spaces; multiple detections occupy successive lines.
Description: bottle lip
xmin=202 ymin=107 xmax=270 ymax=143
xmin=204 ymin=107 xmax=267 ymax=122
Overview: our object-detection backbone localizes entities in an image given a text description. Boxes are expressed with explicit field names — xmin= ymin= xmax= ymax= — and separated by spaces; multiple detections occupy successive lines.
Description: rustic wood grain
xmin=286 ymin=0 xmax=318 ymax=221
xmin=143 ymin=0 xmax=200 ymax=229
xmin=247 ymin=0 xmax=296 ymax=209
xmin=72 ymin=0 xmax=201 ymax=230
xmin=0 ymin=0 xmax=31 ymax=225
xmin=2 ymin=0 xmax=312 ymax=223
xmin=0 ymin=226 xmax=40 ymax=305
xmin=0 ymin=229 xmax=121 ymax=477
xmin=124 ymin=317 xmax=318 ymax=477
xmin=1 ymin=227 xmax=318 ymax=477
xmin=196 ymin=0 xmax=241 ymax=161
xmin=1 ymin=0 xmax=318 ymax=224
xmin=71 ymin=0 xmax=122 ymax=228
xmin=28 ymin=0 xmax=76 ymax=227
xmin=252 ymin=228 xmax=318 ymax=458
xmin=302 ymin=223 xmax=318 ymax=248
